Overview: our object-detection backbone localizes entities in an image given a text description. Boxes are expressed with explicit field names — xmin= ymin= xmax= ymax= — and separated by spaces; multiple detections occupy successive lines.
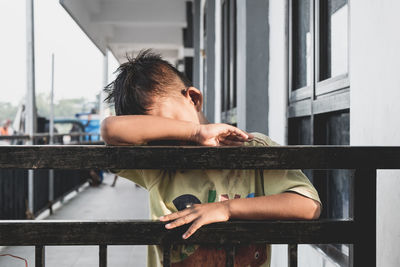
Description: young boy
xmin=101 ymin=50 xmax=321 ymax=267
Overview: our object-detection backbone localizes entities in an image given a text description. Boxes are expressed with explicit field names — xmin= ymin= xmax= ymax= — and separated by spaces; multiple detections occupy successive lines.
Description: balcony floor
xmin=0 ymin=172 xmax=149 ymax=267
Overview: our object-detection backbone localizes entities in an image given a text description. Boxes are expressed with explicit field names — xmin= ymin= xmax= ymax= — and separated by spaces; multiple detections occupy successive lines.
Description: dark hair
xmin=104 ymin=49 xmax=192 ymax=115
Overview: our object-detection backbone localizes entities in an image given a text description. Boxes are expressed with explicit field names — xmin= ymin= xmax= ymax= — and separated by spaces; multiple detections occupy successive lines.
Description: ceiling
xmin=60 ymin=0 xmax=190 ymax=63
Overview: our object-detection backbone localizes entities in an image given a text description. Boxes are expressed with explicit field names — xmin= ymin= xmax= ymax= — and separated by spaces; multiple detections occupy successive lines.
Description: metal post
xmin=49 ymin=54 xmax=55 ymax=211
xmin=49 ymin=54 xmax=55 ymax=145
xmin=99 ymin=50 xmax=108 ymax=121
xmin=26 ymin=0 xmax=37 ymax=216
xmin=288 ymin=244 xmax=298 ymax=267
xmin=353 ymin=169 xmax=376 ymax=267
xmin=193 ymin=0 xmax=201 ymax=88
xmin=225 ymin=245 xmax=235 ymax=267
xmin=99 ymin=245 xmax=107 ymax=267
xmin=163 ymin=244 xmax=171 ymax=267
xmin=35 ymin=245 xmax=45 ymax=267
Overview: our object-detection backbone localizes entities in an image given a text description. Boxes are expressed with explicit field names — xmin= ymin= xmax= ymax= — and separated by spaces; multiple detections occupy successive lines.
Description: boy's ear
xmin=186 ymin=87 xmax=203 ymax=112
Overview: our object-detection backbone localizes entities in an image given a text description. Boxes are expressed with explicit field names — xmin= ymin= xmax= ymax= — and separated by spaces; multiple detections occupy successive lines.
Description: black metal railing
xmin=1 ymin=145 xmax=399 ymax=267
xmin=0 ymin=132 xmax=102 ymax=144
xmin=0 ymin=135 xmax=102 ymax=219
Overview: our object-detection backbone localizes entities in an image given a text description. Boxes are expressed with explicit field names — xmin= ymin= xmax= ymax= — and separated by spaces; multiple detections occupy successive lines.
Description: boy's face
xmin=147 ymin=87 xmax=203 ymax=124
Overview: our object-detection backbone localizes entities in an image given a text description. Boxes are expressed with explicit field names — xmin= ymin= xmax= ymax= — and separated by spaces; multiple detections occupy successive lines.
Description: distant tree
xmin=36 ymin=92 xmax=88 ymax=119
xmin=0 ymin=93 xmax=92 ymax=127
xmin=55 ymin=97 xmax=88 ymax=118
xmin=0 ymin=102 xmax=18 ymax=123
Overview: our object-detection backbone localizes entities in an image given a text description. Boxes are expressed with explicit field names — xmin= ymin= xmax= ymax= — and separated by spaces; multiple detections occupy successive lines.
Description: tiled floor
xmin=0 ymin=173 xmax=149 ymax=267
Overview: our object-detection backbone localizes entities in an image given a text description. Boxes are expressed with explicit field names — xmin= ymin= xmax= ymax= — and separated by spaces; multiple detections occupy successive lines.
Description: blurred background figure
xmin=0 ymin=119 xmax=12 ymax=136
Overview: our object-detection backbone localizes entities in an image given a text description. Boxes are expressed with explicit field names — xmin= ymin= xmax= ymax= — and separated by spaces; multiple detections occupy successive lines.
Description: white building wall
xmin=268 ymin=0 xmax=287 ymax=146
xmin=268 ymin=1 xmax=346 ymax=266
xmin=268 ymin=2 xmax=337 ymax=264
xmin=268 ymin=1 xmax=290 ymax=263
xmin=298 ymin=245 xmax=341 ymax=267
xmin=268 ymin=1 xmax=293 ymax=265
xmin=350 ymin=1 xmax=400 ymax=266
xmin=198 ymin=0 xmax=400 ymax=265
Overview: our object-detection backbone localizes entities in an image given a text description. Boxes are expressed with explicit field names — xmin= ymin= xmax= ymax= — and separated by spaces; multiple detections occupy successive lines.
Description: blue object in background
xmin=75 ymin=113 xmax=101 ymax=141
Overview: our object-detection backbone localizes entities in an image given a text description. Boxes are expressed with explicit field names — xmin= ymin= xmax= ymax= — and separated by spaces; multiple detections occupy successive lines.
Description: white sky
xmin=0 ymin=1 xmax=119 ymax=105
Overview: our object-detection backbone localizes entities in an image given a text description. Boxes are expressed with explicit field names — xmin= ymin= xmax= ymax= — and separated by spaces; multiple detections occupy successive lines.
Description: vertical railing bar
xmin=353 ymin=168 xmax=376 ymax=267
xmin=35 ymin=245 xmax=45 ymax=267
xmin=99 ymin=244 xmax=107 ymax=267
xmin=225 ymin=245 xmax=235 ymax=267
xmin=288 ymin=244 xmax=298 ymax=267
xmin=349 ymin=244 xmax=354 ymax=267
xmin=163 ymin=244 xmax=171 ymax=267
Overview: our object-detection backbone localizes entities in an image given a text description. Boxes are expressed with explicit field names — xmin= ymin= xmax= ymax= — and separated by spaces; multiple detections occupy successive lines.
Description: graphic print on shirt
xmin=172 ymin=194 xmax=201 ymax=211
xmin=170 ymin=191 xmax=268 ymax=267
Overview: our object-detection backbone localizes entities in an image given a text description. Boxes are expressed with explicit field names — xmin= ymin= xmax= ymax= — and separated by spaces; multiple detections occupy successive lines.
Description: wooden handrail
xmin=0 ymin=219 xmax=354 ymax=246
xmin=0 ymin=145 xmax=386 ymax=267
xmin=0 ymin=132 xmax=100 ymax=141
xmin=0 ymin=145 xmax=399 ymax=169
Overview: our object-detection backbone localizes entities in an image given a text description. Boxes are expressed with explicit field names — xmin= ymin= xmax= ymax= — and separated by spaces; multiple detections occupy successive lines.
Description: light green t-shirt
xmin=116 ymin=133 xmax=321 ymax=267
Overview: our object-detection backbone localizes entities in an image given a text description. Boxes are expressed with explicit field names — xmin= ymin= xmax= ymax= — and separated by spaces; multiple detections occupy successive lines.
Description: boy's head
xmin=105 ymin=49 xmax=205 ymax=124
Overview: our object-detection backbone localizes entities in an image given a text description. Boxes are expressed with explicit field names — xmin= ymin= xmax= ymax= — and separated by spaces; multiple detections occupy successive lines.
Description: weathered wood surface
xmin=0 ymin=220 xmax=355 ymax=246
xmin=0 ymin=132 xmax=100 ymax=141
xmin=0 ymin=135 xmax=30 ymax=141
xmin=0 ymin=145 xmax=400 ymax=170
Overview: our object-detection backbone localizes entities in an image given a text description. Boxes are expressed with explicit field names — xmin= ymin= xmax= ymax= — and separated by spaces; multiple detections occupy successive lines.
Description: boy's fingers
xmin=220 ymin=134 xmax=247 ymax=146
xmin=225 ymin=128 xmax=253 ymax=142
xmin=165 ymin=213 xmax=197 ymax=229
xmin=182 ymin=219 xmax=204 ymax=239
xmin=160 ymin=208 xmax=191 ymax=222
xmin=231 ymin=127 xmax=250 ymax=140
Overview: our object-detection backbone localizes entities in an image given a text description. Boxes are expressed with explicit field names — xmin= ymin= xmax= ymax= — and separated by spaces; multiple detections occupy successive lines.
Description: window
xmin=288 ymin=0 xmax=351 ymax=265
xmin=318 ymin=0 xmax=348 ymax=81
xmin=221 ymin=0 xmax=237 ymax=125
xmin=291 ymin=0 xmax=312 ymax=91
xmin=202 ymin=2 xmax=208 ymax=111
xmin=183 ymin=1 xmax=193 ymax=82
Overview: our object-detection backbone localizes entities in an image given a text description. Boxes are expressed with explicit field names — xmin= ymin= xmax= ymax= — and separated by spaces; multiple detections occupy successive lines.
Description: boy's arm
xmin=101 ymin=115 xmax=252 ymax=146
xmin=160 ymin=193 xmax=321 ymax=239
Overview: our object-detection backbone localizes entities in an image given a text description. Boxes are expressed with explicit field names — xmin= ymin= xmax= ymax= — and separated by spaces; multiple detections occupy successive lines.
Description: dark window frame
xmin=288 ymin=0 xmax=352 ymax=265
xmin=202 ymin=1 xmax=208 ymax=112
xmin=221 ymin=0 xmax=237 ymax=125
xmin=288 ymin=0 xmax=350 ymax=114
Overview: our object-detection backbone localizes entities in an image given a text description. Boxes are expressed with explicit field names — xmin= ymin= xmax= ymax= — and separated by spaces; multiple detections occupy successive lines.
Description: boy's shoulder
xmin=244 ymin=132 xmax=280 ymax=147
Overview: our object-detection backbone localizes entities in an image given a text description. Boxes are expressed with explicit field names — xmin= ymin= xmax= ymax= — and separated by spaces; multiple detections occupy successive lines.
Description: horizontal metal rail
xmin=0 ymin=146 xmax=389 ymax=267
xmin=0 ymin=145 xmax=399 ymax=169
xmin=0 ymin=220 xmax=355 ymax=246
xmin=0 ymin=135 xmax=30 ymax=141
xmin=0 ymin=132 xmax=101 ymax=141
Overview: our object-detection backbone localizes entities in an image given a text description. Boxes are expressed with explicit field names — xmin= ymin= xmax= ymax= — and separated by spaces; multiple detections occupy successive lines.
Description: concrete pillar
xmin=245 ymin=0 xmax=269 ymax=134
xmin=49 ymin=54 xmax=55 ymax=204
xmin=350 ymin=1 xmax=400 ymax=266
xmin=214 ymin=0 xmax=222 ymax=123
xmin=99 ymin=50 xmax=108 ymax=121
xmin=236 ymin=0 xmax=247 ymax=130
xmin=193 ymin=0 xmax=201 ymax=88
xmin=236 ymin=0 xmax=269 ymax=134
xmin=26 ymin=0 xmax=37 ymax=215
xmin=205 ymin=0 xmax=216 ymax=122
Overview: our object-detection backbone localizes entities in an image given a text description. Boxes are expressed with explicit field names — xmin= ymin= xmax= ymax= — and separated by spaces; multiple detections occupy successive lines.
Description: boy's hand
xmin=159 ymin=201 xmax=231 ymax=239
xmin=194 ymin=124 xmax=253 ymax=146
